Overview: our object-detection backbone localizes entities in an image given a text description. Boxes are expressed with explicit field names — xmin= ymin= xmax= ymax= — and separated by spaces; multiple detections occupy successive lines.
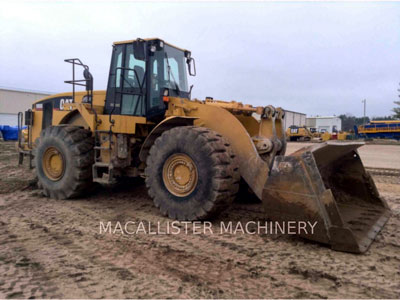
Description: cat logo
xmin=59 ymin=98 xmax=74 ymax=110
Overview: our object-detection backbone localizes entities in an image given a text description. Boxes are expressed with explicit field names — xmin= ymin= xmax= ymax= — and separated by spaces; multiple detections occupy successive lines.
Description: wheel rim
xmin=162 ymin=153 xmax=198 ymax=197
xmin=42 ymin=146 xmax=65 ymax=181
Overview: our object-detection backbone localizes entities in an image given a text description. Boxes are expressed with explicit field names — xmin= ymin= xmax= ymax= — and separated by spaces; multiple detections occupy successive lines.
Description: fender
xmin=58 ymin=109 xmax=90 ymax=128
xmin=175 ymin=100 xmax=270 ymax=199
xmin=139 ymin=116 xmax=198 ymax=162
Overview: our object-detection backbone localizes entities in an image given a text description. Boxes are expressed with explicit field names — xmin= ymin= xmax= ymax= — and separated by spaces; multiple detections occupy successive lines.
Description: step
xmin=93 ymin=162 xmax=111 ymax=168
xmin=94 ymin=146 xmax=110 ymax=150
xmin=93 ymin=177 xmax=117 ymax=185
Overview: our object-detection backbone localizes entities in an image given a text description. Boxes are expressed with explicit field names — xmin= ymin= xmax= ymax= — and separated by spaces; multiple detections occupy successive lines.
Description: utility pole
xmin=362 ymin=99 xmax=367 ymax=125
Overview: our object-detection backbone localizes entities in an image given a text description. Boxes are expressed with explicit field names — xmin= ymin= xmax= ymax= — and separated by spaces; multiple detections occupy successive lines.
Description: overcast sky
xmin=1 ymin=1 xmax=399 ymax=117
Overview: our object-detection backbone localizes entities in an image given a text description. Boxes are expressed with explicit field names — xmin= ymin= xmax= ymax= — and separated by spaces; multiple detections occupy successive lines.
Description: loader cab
xmin=104 ymin=38 xmax=195 ymax=119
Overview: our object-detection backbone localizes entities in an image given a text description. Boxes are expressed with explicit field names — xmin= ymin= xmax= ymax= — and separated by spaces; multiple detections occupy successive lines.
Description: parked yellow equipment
xmin=338 ymin=132 xmax=349 ymax=140
xmin=17 ymin=38 xmax=390 ymax=253
xmin=309 ymin=127 xmax=322 ymax=139
xmin=321 ymin=131 xmax=332 ymax=141
xmin=286 ymin=125 xmax=313 ymax=141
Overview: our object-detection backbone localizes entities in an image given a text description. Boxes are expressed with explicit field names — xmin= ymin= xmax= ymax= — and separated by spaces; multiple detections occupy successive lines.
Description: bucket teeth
xmin=262 ymin=142 xmax=391 ymax=253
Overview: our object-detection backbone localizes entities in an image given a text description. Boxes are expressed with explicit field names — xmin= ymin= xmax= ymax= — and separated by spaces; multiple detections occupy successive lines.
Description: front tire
xmin=34 ymin=126 xmax=94 ymax=199
xmin=145 ymin=126 xmax=240 ymax=220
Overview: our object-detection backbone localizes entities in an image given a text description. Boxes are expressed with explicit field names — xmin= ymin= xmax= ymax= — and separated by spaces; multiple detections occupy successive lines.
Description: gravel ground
xmin=0 ymin=141 xmax=399 ymax=299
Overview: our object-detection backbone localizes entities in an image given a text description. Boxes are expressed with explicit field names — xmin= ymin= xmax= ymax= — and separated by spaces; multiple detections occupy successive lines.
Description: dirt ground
xmin=0 ymin=141 xmax=399 ymax=299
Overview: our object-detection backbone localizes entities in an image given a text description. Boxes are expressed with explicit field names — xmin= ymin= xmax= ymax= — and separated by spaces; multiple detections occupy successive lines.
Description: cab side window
xmin=109 ymin=46 xmax=123 ymax=88
xmin=121 ymin=44 xmax=146 ymax=116
xmin=164 ymin=57 xmax=180 ymax=89
xmin=124 ymin=44 xmax=146 ymax=89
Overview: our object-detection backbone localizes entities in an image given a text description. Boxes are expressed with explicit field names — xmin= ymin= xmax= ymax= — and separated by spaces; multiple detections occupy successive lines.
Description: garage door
xmin=0 ymin=113 xmax=18 ymax=126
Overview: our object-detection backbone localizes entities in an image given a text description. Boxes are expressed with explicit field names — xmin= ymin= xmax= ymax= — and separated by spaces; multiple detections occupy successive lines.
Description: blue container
xmin=1 ymin=125 xmax=19 ymax=141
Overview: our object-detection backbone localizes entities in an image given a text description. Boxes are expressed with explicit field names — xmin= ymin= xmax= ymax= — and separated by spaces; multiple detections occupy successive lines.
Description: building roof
xmin=0 ymin=86 xmax=53 ymax=95
xmin=306 ymin=116 xmax=339 ymax=119
xmin=283 ymin=109 xmax=306 ymax=116
xmin=113 ymin=38 xmax=190 ymax=53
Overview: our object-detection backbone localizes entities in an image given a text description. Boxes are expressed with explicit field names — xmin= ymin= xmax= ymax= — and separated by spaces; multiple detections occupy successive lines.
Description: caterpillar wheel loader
xmin=17 ymin=38 xmax=390 ymax=253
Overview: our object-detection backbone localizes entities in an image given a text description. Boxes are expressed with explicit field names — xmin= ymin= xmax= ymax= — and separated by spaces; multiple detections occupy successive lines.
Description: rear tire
xmin=34 ymin=126 xmax=94 ymax=199
xmin=145 ymin=126 xmax=240 ymax=220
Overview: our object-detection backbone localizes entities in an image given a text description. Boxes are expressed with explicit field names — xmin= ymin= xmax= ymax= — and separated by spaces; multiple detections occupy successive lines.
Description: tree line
xmin=339 ymin=114 xmax=399 ymax=132
xmin=338 ymin=96 xmax=400 ymax=132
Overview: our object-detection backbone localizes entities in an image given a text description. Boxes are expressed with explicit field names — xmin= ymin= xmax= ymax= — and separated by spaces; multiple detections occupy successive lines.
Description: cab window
xmin=120 ymin=44 xmax=146 ymax=116
xmin=123 ymin=44 xmax=146 ymax=89
xmin=121 ymin=94 xmax=144 ymax=115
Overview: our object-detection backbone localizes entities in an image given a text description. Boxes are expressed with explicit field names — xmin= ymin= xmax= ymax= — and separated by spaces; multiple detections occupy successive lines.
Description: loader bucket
xmin=262 ymin=142 xmax=390 ymax=253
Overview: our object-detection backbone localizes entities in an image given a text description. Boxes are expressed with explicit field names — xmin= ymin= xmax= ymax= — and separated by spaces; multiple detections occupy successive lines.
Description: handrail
xmin=359 ymin=124 xmax=400 ymax=133
xmin=17 ymin=112 xmax=23 ymax=149
xmin=64 ymin=58 xmax=93 ymax=109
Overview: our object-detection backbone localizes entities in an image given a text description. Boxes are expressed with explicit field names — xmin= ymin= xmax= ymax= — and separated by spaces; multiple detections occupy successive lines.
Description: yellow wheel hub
xmin=42 ymin=146 xmax=65 ymax=181
xmin=162 ymin=153 xmax=198 ymax=197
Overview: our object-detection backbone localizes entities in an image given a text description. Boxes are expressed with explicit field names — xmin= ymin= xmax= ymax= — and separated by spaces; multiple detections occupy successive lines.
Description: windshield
xmin=150 ymin=44 xmax=189 ymax=93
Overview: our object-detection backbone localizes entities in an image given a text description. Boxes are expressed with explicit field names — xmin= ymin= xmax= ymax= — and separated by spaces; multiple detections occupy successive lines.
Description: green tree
xmin=372 ymin=115 xmax=395 ymax=121
xmin=395 ymin=83 xmax=400 ymax=118
xmin=339 ymin=114 xmax=370 ymax=131
xmin=393 ymin=100 xmax=400 ymax=119
xmin=339 ymin=114 xmax=356 ymax=131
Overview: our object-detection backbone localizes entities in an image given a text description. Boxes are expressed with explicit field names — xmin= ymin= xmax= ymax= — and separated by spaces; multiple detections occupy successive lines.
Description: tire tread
xmin=145 ymin=126 xmax=239 ymax=220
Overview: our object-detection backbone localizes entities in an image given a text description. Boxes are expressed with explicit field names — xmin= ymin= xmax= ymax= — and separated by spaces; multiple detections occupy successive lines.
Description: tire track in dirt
xmin=0 ymin=138 xmax=399 ymax=299
xmin=80 ymin=182 xmax=400 ymax=298
xmin=0 ymin=188 xmax=315 ymax=298
xmin=3 ymin=181 xmax=399 ymax=298
xmin=1 ymin=189 xmax=241 ymax=298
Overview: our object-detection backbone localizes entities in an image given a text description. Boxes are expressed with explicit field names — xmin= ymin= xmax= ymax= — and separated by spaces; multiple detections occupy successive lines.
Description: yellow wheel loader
xmin=17 ymin=38 xmax=390 ymax=253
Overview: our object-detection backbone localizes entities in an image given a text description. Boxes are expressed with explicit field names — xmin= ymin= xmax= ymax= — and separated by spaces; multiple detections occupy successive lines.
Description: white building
xmin=283 ymin=110 xmax=306 ymax=130
xmin=306 ymin=116 xmax=342 ymax=133
xmin=253 ymin=109 xmax=306 ymax=130
xmin=0 ymin=87 xmax=51 ymax=126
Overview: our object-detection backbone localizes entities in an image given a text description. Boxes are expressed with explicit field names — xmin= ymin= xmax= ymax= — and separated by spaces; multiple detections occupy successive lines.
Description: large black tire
xmin=145 ymin=126 xmax=240 ymax=220
xmin=34 ymin=126 xmax=94 ymax=199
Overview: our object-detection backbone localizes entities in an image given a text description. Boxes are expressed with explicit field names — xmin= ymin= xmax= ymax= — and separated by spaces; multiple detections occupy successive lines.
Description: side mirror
xmin=187 ymin=57 xmax=196 ymax=76
xmin=83 ymin=68 xmax=93 ymax=91
xmin=133 ymin=40 xmax=146 ymax=61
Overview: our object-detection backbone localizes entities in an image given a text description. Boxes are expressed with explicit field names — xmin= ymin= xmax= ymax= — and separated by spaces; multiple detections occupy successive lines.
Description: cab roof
xmin=113 ymin=38 xmax=189 ymax=53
